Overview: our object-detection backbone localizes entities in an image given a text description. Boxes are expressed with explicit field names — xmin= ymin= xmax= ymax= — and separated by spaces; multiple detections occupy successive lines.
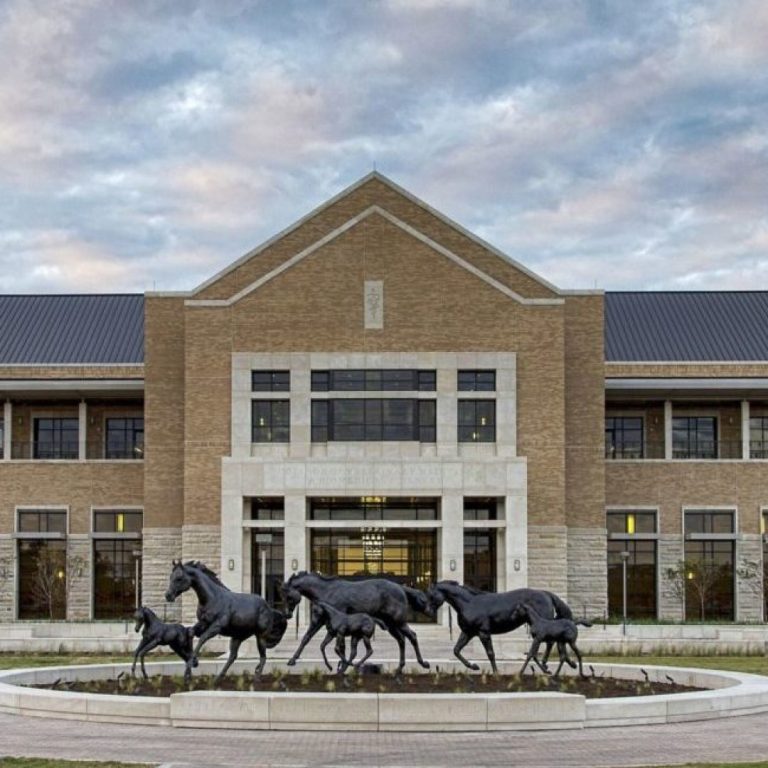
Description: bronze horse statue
xmin=165 ymin=560 xmax=287 ymax=682
xmin=282 ymin=571 xmax=431 ymax=674
xmin=131 ymin=605 xmax=195 ymax=679
xmin=426 ymin=581 xmax=579 ymax=674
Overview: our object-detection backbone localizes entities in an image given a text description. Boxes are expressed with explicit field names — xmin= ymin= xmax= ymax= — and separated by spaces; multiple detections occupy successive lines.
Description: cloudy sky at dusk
xmin=0 ymin=0 xmax=766 ymax=293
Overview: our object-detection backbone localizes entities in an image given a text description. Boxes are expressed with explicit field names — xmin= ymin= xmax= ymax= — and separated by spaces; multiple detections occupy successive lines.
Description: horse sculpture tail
xmin=263 ymin=609 xmax=288 ymax=649
xmin=403 ymin=586 xmax=430 ymax=615
xmin=374 ymin=618 xmax=388 ymax=632
xmin=546 ymin=591 xmax=574 ymax=620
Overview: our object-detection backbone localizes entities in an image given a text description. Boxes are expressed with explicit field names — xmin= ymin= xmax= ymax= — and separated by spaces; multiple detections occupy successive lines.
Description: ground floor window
xmin=683 ymin=539 xmax=735 ymax=620
xmin=463 ymin=529 xmax=496 ymax=592
xmin=93 ymin=510 xmax=143 ymax=619
xmin=251 ymin=529 xmax=285 ymax=607
xmin=310 ymin=528 xmax=437 ymax=622
xmin=607 ymin=539 xmax=657 ymax=619
xmin=18 ymin=539 xmax=67 ymax=619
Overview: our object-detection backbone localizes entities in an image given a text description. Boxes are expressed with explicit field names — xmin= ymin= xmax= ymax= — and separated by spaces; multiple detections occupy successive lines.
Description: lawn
xmin=0 ymin=760 xmax=147 ymax=768
xmin=594 ymin=655 xmax=768 ymax=676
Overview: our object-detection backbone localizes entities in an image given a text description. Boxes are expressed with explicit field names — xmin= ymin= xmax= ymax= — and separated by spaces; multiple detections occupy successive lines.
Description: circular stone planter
xmin=2 ymin=660 xmax=768 ymax=731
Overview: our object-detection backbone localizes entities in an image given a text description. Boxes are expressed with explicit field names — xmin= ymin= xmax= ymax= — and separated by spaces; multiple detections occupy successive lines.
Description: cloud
xmin=0 ymin=0 xmax=765 ymax=292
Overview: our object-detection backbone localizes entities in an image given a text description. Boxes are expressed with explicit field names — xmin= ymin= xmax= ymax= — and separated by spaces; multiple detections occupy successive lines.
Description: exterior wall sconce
xmin=227 ymin=559 xmax=235 ymax=571
xmin=514 ymin=559 xmax=521 ymax=571
xmin=291 ymin=558 xmax=299 ymax=571
xmin=449 ymin=559 xmax=456 ymax=571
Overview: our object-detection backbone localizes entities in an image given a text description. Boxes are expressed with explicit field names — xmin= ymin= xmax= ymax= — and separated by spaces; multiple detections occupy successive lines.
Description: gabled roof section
xmin=606 ymin=292 xmax=768 ymax=362
xmin=0 ymin=294 xmax=144 ymax=365
xmin=189 ymin=172 xmax=567 ymax=304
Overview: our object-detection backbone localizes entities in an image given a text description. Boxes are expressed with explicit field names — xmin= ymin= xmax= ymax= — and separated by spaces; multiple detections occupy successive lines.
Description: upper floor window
xmin=606 ymin=510 xmax=656 ymax=535
xmin=673 ymin=416 xmax=717 ymax=459
xmin=458 ymin=400 xmax=496 ymax=442
xmin=252 ymin=400 xmax=290 ymax=443
xmin=311 ymin=369 xmax=436 ymax=392
xmin=750 ymin=416 xmax=768 ymax=459
xmin=17 ymin=508 xmax=67 ymax=534
xmin=684 ymin=510 xmax=734 ymax=535
xmin=464 ymin=498 xmax=499 ymax=521
xmin=250 ymin=497 xmax=285 ymax=521
xmin=311 ymin=399 xmax=436 ymax=442
xmin=105 ymin=417 xmax=144 ymax=459
xmin=605 ymin=416 xmax=644 ymax=459
xmin=93 ymin=509 xmax=143 ymax=533
xmin=252 ymin=371 xmax=290 ymax=392
xmin=33 ymin=417 xmax=78 ymax=460
xmin=458 ymin=370 xmax=496 ymax=392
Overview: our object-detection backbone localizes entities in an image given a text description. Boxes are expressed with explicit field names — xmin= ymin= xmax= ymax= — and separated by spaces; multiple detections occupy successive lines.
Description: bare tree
xmin=30 ymin=547 xmax=86 ymax=620
xmin=664 ymin=559 xmax=729 ymax=621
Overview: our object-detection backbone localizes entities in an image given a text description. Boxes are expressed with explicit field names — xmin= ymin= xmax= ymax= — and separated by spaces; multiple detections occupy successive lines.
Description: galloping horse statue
xmin=131 ymin=605 xmax=195 ymax=679
xmin=425 ymin=581 xmax=578 ymax=674
xmin=165 ymin=560 xmax=287 ymax=682
xmin=282 ymin=571 xmax=431 ymax=674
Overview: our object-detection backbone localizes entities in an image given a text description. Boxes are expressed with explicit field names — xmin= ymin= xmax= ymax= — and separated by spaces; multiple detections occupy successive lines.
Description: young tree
xmin=664 ymin=559 xmax=728 ymax=621
xmin=31 ymin=546 xmax=67 ymax=620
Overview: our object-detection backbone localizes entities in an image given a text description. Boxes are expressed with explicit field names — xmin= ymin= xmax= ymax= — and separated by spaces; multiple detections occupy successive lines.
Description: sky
xmin=0 ymin=0 xmax=766 ymax=294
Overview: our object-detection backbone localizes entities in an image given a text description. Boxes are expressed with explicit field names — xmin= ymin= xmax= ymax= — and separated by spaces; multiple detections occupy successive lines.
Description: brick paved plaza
xmin=2 ymin=710 xmax=768 ymax=767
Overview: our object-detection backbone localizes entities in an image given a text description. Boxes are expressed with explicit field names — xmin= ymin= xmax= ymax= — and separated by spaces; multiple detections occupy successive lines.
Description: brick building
xmin=0 ymin=173 xmax=765 ymax=625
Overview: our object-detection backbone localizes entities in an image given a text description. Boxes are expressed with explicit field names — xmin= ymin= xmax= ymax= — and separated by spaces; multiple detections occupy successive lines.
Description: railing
xmin=11 ymin=441 xmax=79 ymax=460
xmin=607 ymin=440 xmax=745 ymax=460
xmin=86 ymin=442 xmax=144 ymax=460
xmin=750 ymin=441 xmax=768 ymax=459
xmin=605 ymin=440 xmax=665 ymax=460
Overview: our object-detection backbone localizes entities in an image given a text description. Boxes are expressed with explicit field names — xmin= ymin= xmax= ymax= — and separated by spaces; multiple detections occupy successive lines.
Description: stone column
xmin=3 ymin=400 xmax=11 ymax=460
xmin=566 ymin=528 xmax=607 ymax=618
xmin=658 ymin=534 xmax=685 ymax=620
xmin=181 ymin=524 xmax=221 ymax=624
xmin=527 ymin=525 xmax=567 ymax=595
xmin=0 ymin=535 xmax=14 ymax=620
xmin=142 ymin=527 xmax=183 ymax=621
xmin=284 ymin=494 xmax=307 ymax=623
xmin=504 ymin=493 xmax=527 ymax=590
xmin=742 ymin=400 xmax=751 ymax=460
xmin=67 ymin=535 xmax=91 ymax=620
xmin=736 ymin=534 xmax=764 ymax=622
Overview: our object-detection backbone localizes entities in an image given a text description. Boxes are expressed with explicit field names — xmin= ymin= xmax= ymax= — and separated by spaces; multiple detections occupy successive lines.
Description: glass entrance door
xmin=310 ymin=528 xmax=437 ymax=622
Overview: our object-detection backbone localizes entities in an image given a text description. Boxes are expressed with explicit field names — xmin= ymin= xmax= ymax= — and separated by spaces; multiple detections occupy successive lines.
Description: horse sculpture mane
xmin=184 ymin=560 xmax=231 ymax=590
xmin=439 ymin=580 xmax=485 ymax=596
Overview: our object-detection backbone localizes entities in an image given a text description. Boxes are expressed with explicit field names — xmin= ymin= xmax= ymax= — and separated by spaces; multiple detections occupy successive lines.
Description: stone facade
xmin=527 ymin=525 xmax=568 ymax=595
xmin=736 ymin=534 xmax=764 ymax=623
xmin=180 ymin=524 xmax=221 ymax=623
xmin=0 ymin=536 xmax=13 ymax=621
xmin=567 ymin=528 xmax=608 ymax=618
xmin=66 ymin=535 xmax=91 ymax=621
xmin=142 ymin=527 xmax=183 ymax=621
xmin=658 ymin=534 xmax=685 ymax=621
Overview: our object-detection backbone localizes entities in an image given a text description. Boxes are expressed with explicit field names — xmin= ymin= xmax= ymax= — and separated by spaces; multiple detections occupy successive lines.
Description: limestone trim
xmin=185 ymin=206 xmax=564 ymax=308
xmin=190 ymin=171 xmax=564 ymax=299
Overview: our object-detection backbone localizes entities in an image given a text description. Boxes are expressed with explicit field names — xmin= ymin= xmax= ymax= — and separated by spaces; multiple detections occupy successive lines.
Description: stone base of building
xmin=567 ymin=527 xmax=608 ymax=619
xmin=527 ymin=525 xmax=568 ymax=596
xmin=142 ymin=527 xmax=183 ymax=622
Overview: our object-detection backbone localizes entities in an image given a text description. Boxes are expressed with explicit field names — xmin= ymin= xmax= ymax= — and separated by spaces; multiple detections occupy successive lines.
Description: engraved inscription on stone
xmin=364 ymin=280 xmax=384 ymax=329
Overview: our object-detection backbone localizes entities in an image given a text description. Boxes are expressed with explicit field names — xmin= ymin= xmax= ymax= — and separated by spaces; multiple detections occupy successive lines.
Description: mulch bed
xmin=37 ymin=669 xmax=702 ymax=698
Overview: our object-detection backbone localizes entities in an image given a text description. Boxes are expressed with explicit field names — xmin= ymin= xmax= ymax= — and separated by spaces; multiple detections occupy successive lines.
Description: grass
xmin=595 ymin=654 xmax=768 ymax=676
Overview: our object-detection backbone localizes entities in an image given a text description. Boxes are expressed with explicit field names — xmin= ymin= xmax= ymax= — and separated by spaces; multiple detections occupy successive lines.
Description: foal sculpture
xmin=511 ymin=602 xmax=588 ymax=678
xmin=313 ymin=601 xmax=383 ymax=672
xmin=131 ymin=605 xmax=195 ymax=679
xmin=282 ymin=571 xmax=431 ymax=674
xmin=165 ymin=560 xmax=288 ymax=682
xmin=425 ymin=581 xmax=577 ymax=674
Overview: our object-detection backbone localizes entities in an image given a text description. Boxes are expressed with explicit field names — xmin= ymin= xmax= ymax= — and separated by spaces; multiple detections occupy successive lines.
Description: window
xmin=605 ymin=416 xmax=644 ymax=459
xmin=311 ymin=399 xmax=436 ymax=442
xmin=464 ymin=530 xmax=496 ymax=592
xmin=309 ymin=497 xmax=440 ymax=521
xmin=606 ymin=511 xmax=657 ymax=619
xmin=251 ymin=530 xmax=284 ymax=606
xmin=458 ymin=400 xmax=496 ymax=442
xmin=0 ymin=417 xmax=3 ymax=459
xmin=33 ymin=417 xmax=79 ymax=459
xmin=250 ymin=497 xmax=285 ymax=521
xmin=93 ymin=510 xmax=142 ymax=619
xmin=16 ymin=509 xmax=68 ymax=620
xmin=683 ymin=510 xmax=735 ymax=620
xmin=251 ymin=371 xmax=290 ymax=392
xmin=311 ymin=369 xmax=436 ymax=392
xmin=463 ymin=498 xmax=499 ymax=521
xmin=750 ymin=417 xmax=768 ymax=459
xmin=458 ymin=370 xmax=496 ymax=392
xmin=673 ymin=416 xmax=717 ymax=459
xmin=252 ymin=400 xmax=290 ymax=443
xmin=105 ymin=417 xmax=144 ymax=459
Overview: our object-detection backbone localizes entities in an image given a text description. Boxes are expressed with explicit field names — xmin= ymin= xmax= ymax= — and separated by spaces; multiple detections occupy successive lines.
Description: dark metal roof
xmin=0 ymin=295 xmax=144 ymax=365
xmin=605 ymin=292 xmax=768 ymax=362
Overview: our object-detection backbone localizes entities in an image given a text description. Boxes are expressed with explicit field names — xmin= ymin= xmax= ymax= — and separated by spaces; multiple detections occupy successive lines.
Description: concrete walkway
xmin=2 ymin=710 xmax=768 ymax=767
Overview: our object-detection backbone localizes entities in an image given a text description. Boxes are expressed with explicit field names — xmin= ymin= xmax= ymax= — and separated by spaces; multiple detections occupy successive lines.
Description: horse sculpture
xmin=511 ymin=602 xmax=588 ymax=678
xmin=313 ymin=601 xmax=383 ymax=673
xmin=425 ymin=581 xmax=577 ymax=674
xmin=282 ymin=571 xmax=431 ymax=674
xmin=165 ymin=560 xmax=288 ymax=682
xmin=131 ymin=605 xmax=195 ymax=679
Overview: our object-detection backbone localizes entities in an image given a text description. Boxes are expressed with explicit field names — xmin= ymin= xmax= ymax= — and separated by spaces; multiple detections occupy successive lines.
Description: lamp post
xmin=132 ymin=549 xmax=142 ymax=612
xmin=620 ymin=550 xmax=630 ymax=635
